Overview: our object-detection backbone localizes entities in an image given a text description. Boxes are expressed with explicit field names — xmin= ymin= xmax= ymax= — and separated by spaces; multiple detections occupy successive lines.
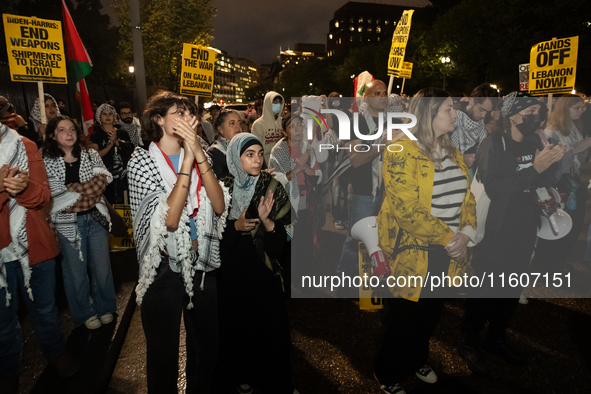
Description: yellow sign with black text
xmin=180 ymin=44 xmax=216 ymax=97
xmin=529 ymin=36 xmax=578 ymax=95
xmin=109 ymin=204 xmax=135 ymax=251
xmin=399 ymin=62 xmax=413 ymax=79
xmin=3 ymin=14 xmax=67 ymax=84
xmin=387 ymin=10 xmax=414 ymax=77
xmin=358 ymin=243 xmax=384 ymax=310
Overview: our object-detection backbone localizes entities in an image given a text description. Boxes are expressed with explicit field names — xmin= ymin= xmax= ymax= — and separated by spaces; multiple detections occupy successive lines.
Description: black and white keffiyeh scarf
xmin=127 ymin=146 xmax=230 ymax=308
xmin=451 ymin=110 xmax=487 ymax=154
xmin=0 ymin=124 xmax=32 ymax=305
xmin=30 ymin=94 xmax=60 ymax=132
xmin=119 ymin=117 xmax=143 ymax=147
xmin=270 ymin=137 xmax=316 ymax=213
xmin=44 ymin=148 xmax=112 ymax=259
xmin=210 ymin=136 xmax=230 ymax=155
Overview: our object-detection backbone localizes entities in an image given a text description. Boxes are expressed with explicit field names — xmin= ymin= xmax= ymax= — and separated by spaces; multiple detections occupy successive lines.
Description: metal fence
xmin=0 ymin=61 xmax=134 ymax=121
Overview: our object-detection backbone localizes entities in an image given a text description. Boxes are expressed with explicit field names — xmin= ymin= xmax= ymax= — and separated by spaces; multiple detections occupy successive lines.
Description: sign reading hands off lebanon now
xmin=180 ymin=43 xmax=216 ymax=97
xmin=529 ymin=36 xmax=578 ymax=95
xmin=3 ymin=14 xmax=67 ymax=84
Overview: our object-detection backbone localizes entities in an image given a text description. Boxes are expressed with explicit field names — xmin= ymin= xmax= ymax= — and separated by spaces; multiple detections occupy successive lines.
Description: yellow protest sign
xmin=109 ymin=204 xmax=135 ymax=251
xmin=387 ymin=10 xmax=414 ymax=77
xmin=358 ymin=243 xmax=384 ymax=310
xmin=399 ymin=62 xmax=413 ymax=79
xmin=529 ymin=36 xmax=578 ymax=95
xmin=180 ymin=43 xmax=216 ymax=97
xmin=3 ymin=14 xmax=67 ymax=84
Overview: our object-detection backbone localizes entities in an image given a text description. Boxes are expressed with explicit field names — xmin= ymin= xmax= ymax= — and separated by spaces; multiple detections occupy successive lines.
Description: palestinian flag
xmin=62 ymin=0 xmax=94 ymax=136
xmin=352 ymin=71 xmax=374 ymax=113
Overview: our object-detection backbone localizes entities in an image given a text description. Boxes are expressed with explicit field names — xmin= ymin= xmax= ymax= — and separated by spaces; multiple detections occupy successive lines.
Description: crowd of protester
xmin=1 ymin=77 xmax=591 ymax=394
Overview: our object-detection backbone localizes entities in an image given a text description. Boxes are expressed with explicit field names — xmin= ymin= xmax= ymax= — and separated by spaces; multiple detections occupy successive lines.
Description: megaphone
xmin=351 ymin=216 xmax=391 ymax=279
xmin=538 ymin=208 xmax=572 ymax=240
xmin=534 ymin=187 xmax=573 ymax=240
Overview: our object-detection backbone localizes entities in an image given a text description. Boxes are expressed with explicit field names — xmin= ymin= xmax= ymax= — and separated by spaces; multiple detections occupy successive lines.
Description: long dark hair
xmin=42 ymin=116 xmax=88 ymax=159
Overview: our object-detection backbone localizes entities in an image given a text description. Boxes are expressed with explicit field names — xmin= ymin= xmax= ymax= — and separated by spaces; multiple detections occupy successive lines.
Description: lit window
xmin=376 ymin=19 xmax=380 ymax=24
xmin=350 ymin=37 xmax=353 ymax=42
xmin=335 ymin=21 xmax=339 ymax=27
xmin=358 ymin=27 xmax=362 ymax=32
xmin=350 ymin=18 xmax=353 ymax=23
xmin=350 ymin=26 xmax=354 ymax=31
xmin=378 ymin=37 xmax=380 ymax=41
xmin=358 ymin=17 xmax=363 ymax=23
xmin=329 ymin=34 xmax=333 ymax=39
xmin=367 ymin=18 xmax=372 ymax=24
xmin=385 ymin=20 xmax=389 ymax=25
xmin=377 ymin=27 xmax=381 ymax=33
xmin=368 ymin=27 xmax=372 ymax=32
xmin=339 ymin=38 xmax=342 ymax=44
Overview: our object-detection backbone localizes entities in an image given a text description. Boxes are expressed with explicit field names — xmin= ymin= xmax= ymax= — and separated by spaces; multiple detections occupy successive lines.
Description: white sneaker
xmin=84 ymin=315 xmax=102 ymax=330
xmin=415 ymin=364 xmax=437 ymax=384
xmin=237 ymin=384 xmax=253 ymax=394
xmin=100 ymin=313 xmax=114 ymax=324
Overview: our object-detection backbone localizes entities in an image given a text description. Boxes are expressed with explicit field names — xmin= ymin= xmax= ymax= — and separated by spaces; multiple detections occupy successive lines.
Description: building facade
xmin=234 ymin=57 xmax=258 ymax=103
xmin=326 ymin=2 xmax=419 ymax=58
xmin=280 ymin=43 xmax=327 ymax=68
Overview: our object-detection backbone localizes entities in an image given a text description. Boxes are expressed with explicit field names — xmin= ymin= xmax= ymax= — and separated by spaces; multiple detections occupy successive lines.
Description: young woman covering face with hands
xmin=127 ymin=91 xmax=228 ymax=393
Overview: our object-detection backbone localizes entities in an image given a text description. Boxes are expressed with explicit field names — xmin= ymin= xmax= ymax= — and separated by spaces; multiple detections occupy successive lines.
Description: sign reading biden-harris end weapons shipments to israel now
xmin=3 ymin=14 xmax=67 ymax=84
xmin=387 ymin=10 xmax=414 ymax=77
xmin=180 ymin=44 xmax=216 ymax=97
xmin=529 ymin=36 xmax=578 ymax=95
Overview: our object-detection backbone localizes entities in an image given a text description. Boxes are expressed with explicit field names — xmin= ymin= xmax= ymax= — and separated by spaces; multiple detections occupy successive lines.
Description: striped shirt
xmin=431 ymin=152 xmax=467 ymax=234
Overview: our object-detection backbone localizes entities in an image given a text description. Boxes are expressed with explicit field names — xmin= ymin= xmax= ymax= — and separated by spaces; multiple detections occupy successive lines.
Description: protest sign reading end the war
xmin=180 ymin=44 xmax=216 ymax=97
xmin=529 ymin=36 xmax=578 ymax=95
xmin=387 ymin=10 xmax=414 ymax=77
xmin=3 ymin=14 xmax=67 ymax=84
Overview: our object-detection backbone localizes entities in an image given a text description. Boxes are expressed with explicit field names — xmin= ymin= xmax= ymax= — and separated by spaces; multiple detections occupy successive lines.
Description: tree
xmin=114 ymin=0 xmax=216 ymax=90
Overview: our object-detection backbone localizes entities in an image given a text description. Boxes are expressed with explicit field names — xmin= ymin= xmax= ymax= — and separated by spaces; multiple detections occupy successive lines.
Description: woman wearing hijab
xmin=90 ymin=104 xmax=134 ymax=204
xmin=42 ymin=116 xmax=117 ymax=330
xmin=374 ymin=88 xmax=477 ymax=394
xmin=207 ymin=109 xmax=243 ymax=179
xmin=459 ymin=92 xmax=565 ymax=375
xmin=216 ymin=133 xmax=296 ymax=394
xmin=532 ymin=94 xmax=589 ymax=272
xmin=127 ymin=91 xmax=227 ymax=393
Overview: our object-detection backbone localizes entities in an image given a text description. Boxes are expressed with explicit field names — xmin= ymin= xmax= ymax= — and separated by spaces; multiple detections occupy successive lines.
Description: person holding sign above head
xmin=459 ymin=92 xmax=565 ymax=376
xmin=29 ymin=93 xmax=60 ymax=147
xmin=127 ymin=91 xmax=228 ymax=394
xmin=374 ymin=88 xmax=477 ymax=394
xmin=531 ymin=94 xmax=590 ymax=273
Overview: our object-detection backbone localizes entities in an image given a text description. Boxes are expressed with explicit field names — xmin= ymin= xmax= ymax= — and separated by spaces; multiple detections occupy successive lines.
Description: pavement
xmin=15 ymin=163 xmax=591 ymax=393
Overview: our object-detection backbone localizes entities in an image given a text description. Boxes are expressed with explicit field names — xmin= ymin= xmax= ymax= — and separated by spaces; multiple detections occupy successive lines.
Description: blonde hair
xmin=409 ymin=88 xmax=457 ymax=167
xmin=548 ymin=94 xmax=583 ymax=136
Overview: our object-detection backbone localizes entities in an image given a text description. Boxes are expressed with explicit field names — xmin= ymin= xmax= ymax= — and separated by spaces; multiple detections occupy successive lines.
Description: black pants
xmin=373 ymin=246 xmax=450 ymax=385
xmin=141 ymin=259 xmax=218 ymax=394
xmin=463 ymin=201 xmax=537 ymax=345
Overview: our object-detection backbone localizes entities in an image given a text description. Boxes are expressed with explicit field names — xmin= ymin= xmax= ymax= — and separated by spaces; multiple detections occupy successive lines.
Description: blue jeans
xmin=336 ymin=194 xmax=382 ymax=275
xmin=58 ymin=214 xmax=117 ymax=327
xmin=0 ymin=259 xmax=65 ymax=376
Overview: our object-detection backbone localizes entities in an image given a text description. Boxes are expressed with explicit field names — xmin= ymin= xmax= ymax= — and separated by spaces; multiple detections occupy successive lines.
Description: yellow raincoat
xmin=377 ymin=138 xmax=477 ymax=300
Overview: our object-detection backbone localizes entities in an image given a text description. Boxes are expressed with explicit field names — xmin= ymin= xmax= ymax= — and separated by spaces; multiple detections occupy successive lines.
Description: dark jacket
xmin=475 ymin=132 xmax=555 ymax=232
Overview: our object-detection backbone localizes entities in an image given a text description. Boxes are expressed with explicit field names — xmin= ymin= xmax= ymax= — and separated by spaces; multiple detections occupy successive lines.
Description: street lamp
xmin=441 ymin=57 xmax=450 ymax=90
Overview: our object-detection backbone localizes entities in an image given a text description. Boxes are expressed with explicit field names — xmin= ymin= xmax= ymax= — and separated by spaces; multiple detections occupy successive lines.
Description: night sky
xmin=102 ymin=0 xmax=430 ymax=64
